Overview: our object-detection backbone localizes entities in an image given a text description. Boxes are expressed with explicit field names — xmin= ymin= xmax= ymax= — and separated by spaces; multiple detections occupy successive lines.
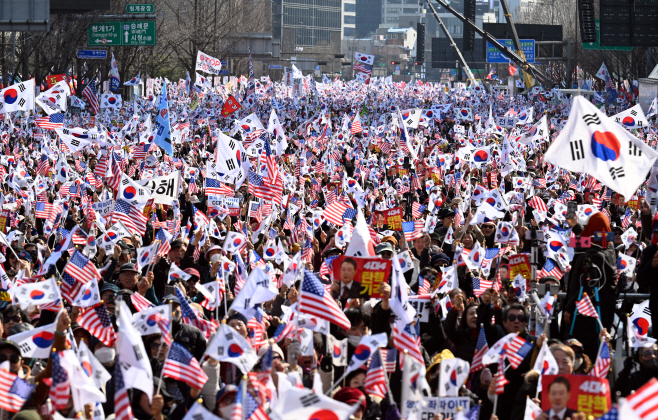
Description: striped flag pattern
xmin=576 ymin=294 xmax=599 ymax=318
xmin=589 ymin=341 xmax=611 ymax=379
xmin=114 ymin=358 xmax=134 ymax=420
xmin=365 ymin=350 xmax=388 ymax=399
xmin=78 ymin=303 xmax=117 ymax=346
xmin=162 ymin=342 xmax=208 ymax=389
xmin=299 ymin=271 xmax=351 ymax=330
xmin=471 ymin=328 xmax=489 ymax=372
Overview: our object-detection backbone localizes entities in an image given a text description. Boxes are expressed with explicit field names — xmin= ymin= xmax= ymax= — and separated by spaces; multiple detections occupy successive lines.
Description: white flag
xmin=595 ymin=62 xmax=609 ymax=80
xmin=438 ymin=358 xmax=470 ymax=397
xmin=36 ymin=81 xmax=69 ymax=115
xmin=523 ymin=397 xmax=543 ymax=420
xmin=7 ymin=322 xmax=57 ymax=358
xmin=0 ymin=79 xmax=35 ymax=113
xmin=532 ymin=342 xmax=559 ymax=392
xmin=327 ymin=334 xmax=348 ymax=366
xmin=612 ymin=104 xmax=649 ymax=129
xmin=344 ymin=209 xmax=376 ymax=257
xmin=205 ymin=323 xmax=258 ymax=373
xmin=12 ymin=277 xmax=61 ymax=309
xmin=354 ymin=51 xmax=375 ymax=65
xmin=543 ymin=96 xmax=658 ymax=199
xmin=100 ymin=94 xmax=122 ymax=109
xmin=195 ymin=50 xmax=223 ymax=75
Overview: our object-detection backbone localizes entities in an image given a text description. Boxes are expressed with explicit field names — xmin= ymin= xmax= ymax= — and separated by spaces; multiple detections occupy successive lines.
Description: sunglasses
xmin=7 ymin=316 xmax=21 ymax=323
xmin=150 ymin=342 xmax=165 ymax=350
xmin=507 ymin=314 xmax=526 ymax=323
xmin=481 ymin=225 xmax=495 ymax=229
xmin=0 ymin=354 xmax=20 ymax=364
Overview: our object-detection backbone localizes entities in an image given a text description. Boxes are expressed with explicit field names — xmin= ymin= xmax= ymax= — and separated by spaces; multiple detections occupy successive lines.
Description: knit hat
xmin=333 ymin=387 xmax=366 ymax=412
xmin=580 ymin=212 xmax=611 ymax=244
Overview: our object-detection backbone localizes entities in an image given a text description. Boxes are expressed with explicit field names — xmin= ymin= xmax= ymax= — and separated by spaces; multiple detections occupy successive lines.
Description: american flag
xmin=625 ymin=378 xmax=658 ymax=420
xmin=393 ymin=323 xmax=423 ymax=366
xmin=622 ymin=209 xmax=633 ymax=229
xmin=471 ymin=328 xmax=489 ymax=372
xmin=342 ymin=207 xmax=358 ymax=222
xmin=248 ymin=171 xmax=283 ymax=204
xmin=299 ymin=271 xmax=351 ymax=330
xmin=503 ymin=335 xmax=533 ymax=369
xmin=82 ymin=79 xmax=99 ymax=115
xmin=49 ymin=351 xmax=69 ymax=409
xmin=576 ymin=294 xmax=599 ymax=318
xmin=114 ymin=358 xmax=134 ymax=420
xmin=381 ymin=348 xmax=397 ymax=373
xmin=472 ymin=277 xmax=493 ymax=297
xmin=37 ymin=154 xmax=49 ymax=174
xmin=175 ymin=286 xmax=216 ymax=339
xmin=589 ymin=341 xmax=611 ymax=379
xmin=261 ymin=136 xmax=278 ymax=183
xmin=528 ymin=196 xmax=548 ymax=213
xmin=418 ymin=275 xmax=431 ymax=294
xmin=35 ymin=113 xmax=64 ymax=130
xmin=402 ymin=220 xmax=424 ymax=241
xmin=0 ymin=369 xmax=35 ymax=412
xmin=162 ymin=342 xmax=208 ymax=389
xmin=130 ymin=293 xmax=154 ymax=312
xmin=113 ymin=199 xmax=147 ymax=235
xmin=323 ymin=201 xmax=348 ymax=226
xmin=350 ymin=114 xmax=363 ymax=134
xmin=354 ymin=63 xmax=373 ymax=75
xmin=35 ymin=202 xmax=55 ymax=219
xmin=231 ymin=380 xmax=270 ymax=420
xmin=537 ymin=259 xmax=563 ymax=280
xmin=272 ymin=321 xmax=295 ymax=343
xmin=78 ymin=303 xmax=117 ymax=346
xmin=411 ymin=202 xmax=426 ymax=219
xmin=155 ymin=228 xmax=172 ymax=256
xmin=495 ymin=368 xmax=509 ymax=394
xmin=365 ymin=350 xmax=388 ymax=399
xmin=205 ymin=177 xmax=224 ymax=196
xmin=62 ymin=251 xmax=99 ymax=302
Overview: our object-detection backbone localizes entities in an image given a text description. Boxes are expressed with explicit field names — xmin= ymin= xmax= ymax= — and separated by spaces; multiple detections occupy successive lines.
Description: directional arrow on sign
xmin=125 ymin=31 xmax=129 ymax=44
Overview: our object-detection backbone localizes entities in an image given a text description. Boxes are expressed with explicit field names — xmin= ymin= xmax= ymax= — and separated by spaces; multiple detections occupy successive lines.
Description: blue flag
xmin=154 ymin=82 xmax=173 ymax=155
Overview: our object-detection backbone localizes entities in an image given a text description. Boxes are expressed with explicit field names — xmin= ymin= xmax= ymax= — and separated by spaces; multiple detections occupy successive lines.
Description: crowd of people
xmin=0 ymin=59 xmax=655 ymax=420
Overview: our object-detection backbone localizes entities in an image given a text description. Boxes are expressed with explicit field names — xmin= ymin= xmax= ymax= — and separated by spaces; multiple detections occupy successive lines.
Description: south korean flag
xmin=101 ymin=94 xmax=122 ymax=109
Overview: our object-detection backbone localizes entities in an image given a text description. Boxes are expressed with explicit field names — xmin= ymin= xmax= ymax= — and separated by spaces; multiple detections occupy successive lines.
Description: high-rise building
xmin=355 ymin=0 xmax=383 ymax=38
xmin=381 ymin=0 xmax=423 ymax=29
xmin=272 ymin=0 xmax=343 ymax=72
xmin=343 ymin=0 xmax=356 ymax=38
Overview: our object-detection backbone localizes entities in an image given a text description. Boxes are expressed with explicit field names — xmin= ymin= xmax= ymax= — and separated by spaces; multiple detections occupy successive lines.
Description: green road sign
xmin=88 ymin=21 xmax=156 ymax=46
xmin=126 ymin=3 xmax=154 ymax=13
xmin=87 ymin=21 xmax=122 ymax=46
xmin=121 ymin=21 xmax=156 ymax=45
xmin=582 ymin=19 xmax=632 ymax=51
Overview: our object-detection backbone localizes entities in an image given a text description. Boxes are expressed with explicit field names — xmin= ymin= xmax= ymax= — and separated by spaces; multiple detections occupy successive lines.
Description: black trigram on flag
xmin=570 ymin=140 xmax=585 ymax=160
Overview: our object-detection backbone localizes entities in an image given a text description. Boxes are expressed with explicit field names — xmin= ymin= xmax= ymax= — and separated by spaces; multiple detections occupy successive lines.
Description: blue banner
xmin=154 ymin=83 xmax=173 ymax=156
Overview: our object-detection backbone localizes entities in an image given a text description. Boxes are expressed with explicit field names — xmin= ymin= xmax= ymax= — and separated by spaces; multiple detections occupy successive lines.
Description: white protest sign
xmin=422 ymin=397 xmax=470 ymax=420
xmin=195 ymin=51 xmax=223 ymax=75
xmin=92 ymin=199 xmax=114 ymax=217
xmin=137 ymin=171 xmax=180 ymax=205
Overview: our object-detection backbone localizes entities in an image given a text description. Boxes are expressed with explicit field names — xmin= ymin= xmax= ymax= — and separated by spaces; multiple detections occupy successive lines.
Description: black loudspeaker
xmin=416 ymin=22 xmax=425 ymax=64
xmin=463 ymin=0 xmax=476 ymax=52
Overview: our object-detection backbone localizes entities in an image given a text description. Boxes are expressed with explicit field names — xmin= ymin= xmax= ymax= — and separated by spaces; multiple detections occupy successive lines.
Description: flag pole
xmin=156 ymin=302 xmax=173 ymax=396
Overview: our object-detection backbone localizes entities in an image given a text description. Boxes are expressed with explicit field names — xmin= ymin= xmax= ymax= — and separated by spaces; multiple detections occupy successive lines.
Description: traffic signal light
xmin=339 ymin=71 xmax=342 ymax=74
xmin=463 ymin=0 xmax=475 ymax=52
xmin=391 ymin=61 xmax=399 ymax=65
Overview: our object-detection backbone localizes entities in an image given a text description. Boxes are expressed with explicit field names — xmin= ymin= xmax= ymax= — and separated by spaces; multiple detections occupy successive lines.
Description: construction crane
xmin=498 ymin=0 xmax=534 ymax=90
xmin=426 ymin=0 xmax=557 ymax=89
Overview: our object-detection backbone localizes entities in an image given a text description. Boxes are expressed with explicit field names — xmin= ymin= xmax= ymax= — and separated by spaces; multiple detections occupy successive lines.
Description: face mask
xmin=348 ymin=334 xmax=362 ymax=347
xmin=95 ymin=347 xmax=116 ymax=365
xmin=642 ymin=358 xmax=658 ymax=371
xmin=219 ymin=404 xmax=235 ymax=419
xmin=210 ymin=253 xmax=221 ymax=264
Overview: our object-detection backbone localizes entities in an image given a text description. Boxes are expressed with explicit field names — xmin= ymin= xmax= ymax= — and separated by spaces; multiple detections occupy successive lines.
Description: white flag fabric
xmin=327 ymin=334 xmax=348 ymax=367
xmin=54 ymin=128 xmax=97 ymax=153
xmin=344 ymin=209 xmax=376 ymax=257
xmin=7 ymin=322 xmax=57 ymax=358
xmin=100 ymin=94 xmax=122 ymax=109
xmin=519 ymin=115 xmax=549 ymax=144
xmin=168 ymin=263 xmax=192 ymax=284
xmin=438 ymin=357 xmax=470 ymax=397
xmin=76 ymin=341 xmax=112 ymax=390
xmin=70 ymin=278 xmax=102 ymax=308
xmin=401 ymin=353 xmax=430 ymax=419
xmin=524 ymin=397 xmax=543 ymax=420
xmin=230 ymin=267 xmax=278 ymax=320
xmin=345 ymin=333 xmax=388 ymax=375
xmin=133 ymin=304 xmax=171 ymax=337
xmin=36 ymin=81 xmax=69 ymax=115
xmin=271 ymin=385 xmax=358 ymax=420
xmin=647 ymin=97 xmax=658 ymax=119
xmin=532 ymin=341 xmax=559 ymax=392
xmin=354 ymin=51 xmax=375 ymax=65
xmin=195 ymin=50 xmax=223 ymax=75
xmin=0 ymin=79 xmax=35 ymax=113
xmin=116 ymin=301 xmax=154 ymax=402
xmin=543 ymin=96 xmax=658 ymax=198
xmin=12 ymin=277 xmax=61 ymax=309
xmin=119 ymin=173 xmax=152 ymax=207
xmin=595 ymin=62 xmax=609 ymax=80
xmin=205 ymin=323 xmax=258 ymax=373
xmin=213 ymin=130 xmax=244 ymax=182
xmin=222 ymin=231 xmax=247 ymax=254
xmin=482 ymin=332 xmax=517 ymax=366
xmin=612 ymin=104 xmax=649 ymax=129
xmin=124 ymin=74 xmax=141 ymax=86
xmin=182 ymin=402 xmax=223 ymax=420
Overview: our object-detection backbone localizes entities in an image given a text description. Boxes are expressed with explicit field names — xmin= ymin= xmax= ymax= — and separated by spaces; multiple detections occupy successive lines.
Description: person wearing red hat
xmin=333 ymin=387 xmax=367 ymax=420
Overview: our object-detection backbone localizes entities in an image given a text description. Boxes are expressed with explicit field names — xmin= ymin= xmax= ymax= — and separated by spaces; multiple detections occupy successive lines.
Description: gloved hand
xmin=623 ymin=356 xmax=635 ymax=371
